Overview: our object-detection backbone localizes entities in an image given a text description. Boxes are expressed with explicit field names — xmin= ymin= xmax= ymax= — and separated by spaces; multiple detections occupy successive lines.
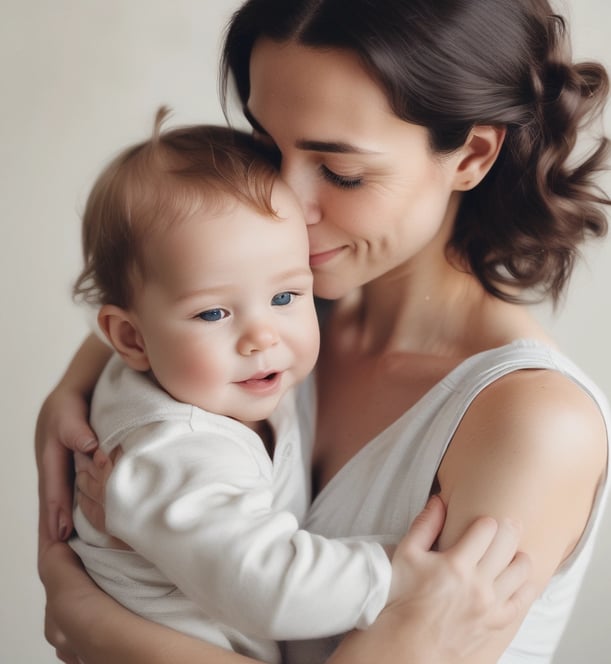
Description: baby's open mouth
xmin=242 ymin=372 xmax=278 ymax=384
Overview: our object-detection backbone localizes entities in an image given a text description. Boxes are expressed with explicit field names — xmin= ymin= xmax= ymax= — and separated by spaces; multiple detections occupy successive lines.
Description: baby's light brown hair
xmin=74 ymin=107 xmax=279 ymax=309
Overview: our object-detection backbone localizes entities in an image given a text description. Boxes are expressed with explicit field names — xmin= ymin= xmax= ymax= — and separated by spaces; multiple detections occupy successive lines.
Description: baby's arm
xmin=40 ymin=541 xmax=263 ymax=664
xmin=103 ymin=424 xmax=391 ymax=640
xmin=52 ymin=493 xmax=531 ymax=664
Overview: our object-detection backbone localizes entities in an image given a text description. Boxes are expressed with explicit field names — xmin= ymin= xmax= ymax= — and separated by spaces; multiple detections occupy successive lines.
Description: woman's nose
xmin=237 ymin=320 xmax=280 ymax=356
xmin=280 ymin=159 xmax=322 ymax=225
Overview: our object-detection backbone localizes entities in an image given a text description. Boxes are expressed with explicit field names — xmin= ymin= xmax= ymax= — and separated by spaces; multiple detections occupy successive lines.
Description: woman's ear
xmin=453 ymin=125 xmax=506 ymax=191
xmin=97 ymin=305 xmax=151 ymax=372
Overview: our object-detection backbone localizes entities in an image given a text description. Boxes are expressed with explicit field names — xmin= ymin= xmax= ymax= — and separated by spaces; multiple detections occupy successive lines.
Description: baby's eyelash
xmin=195 ymin=308 xmax=229 ymax=322
xmin=320 ymin=165 xmax=363 ymax=189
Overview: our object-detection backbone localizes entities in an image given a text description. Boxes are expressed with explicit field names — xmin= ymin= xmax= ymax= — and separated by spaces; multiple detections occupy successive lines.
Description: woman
xmin=37 ymin=0 xmax=610 ymax=662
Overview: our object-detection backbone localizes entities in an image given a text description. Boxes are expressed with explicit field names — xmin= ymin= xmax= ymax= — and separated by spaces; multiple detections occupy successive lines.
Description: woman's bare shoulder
xmin=437 ymin=367 xmax=607 ymax=584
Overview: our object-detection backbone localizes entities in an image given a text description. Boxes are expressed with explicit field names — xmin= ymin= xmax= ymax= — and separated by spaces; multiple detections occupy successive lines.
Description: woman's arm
xmin=53 ymin=489 xmax=532 ymax=663
xmin=329 ymin=497 xmax=533 ymax=663
xmin=39 ymin=542 xmax=262 ymax=664
xmin=36 ymin=333 xmax=112 ymax=543
xmin=436 ymin=369 xmax=607 ymax=662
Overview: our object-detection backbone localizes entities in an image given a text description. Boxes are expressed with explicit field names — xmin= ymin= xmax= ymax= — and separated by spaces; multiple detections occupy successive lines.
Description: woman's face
xmin=247 ymin=38 xmax=466 ymax=299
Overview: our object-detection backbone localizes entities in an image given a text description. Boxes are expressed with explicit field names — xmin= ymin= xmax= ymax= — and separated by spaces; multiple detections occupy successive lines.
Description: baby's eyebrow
xmin=274 ymin=267 xmax=314 ymax=281
xmin=176 ymin=268 xmax=311 ymax=303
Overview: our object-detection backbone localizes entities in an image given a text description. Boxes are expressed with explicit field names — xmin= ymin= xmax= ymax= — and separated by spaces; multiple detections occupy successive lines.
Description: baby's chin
xmin=208 ymin=374 xmax=294 ymax=427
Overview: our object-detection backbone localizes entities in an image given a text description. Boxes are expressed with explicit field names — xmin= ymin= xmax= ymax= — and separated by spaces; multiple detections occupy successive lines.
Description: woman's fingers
xmin=490 ymin=551 xmax=535 ymax=628
xmin=445 ymin=515 xmax=501 ymax=568
xmin=38 ymin=436 xmax=76 ymax=543
xmin=35 ymin=388 xmax=98 ymax=542
xmin=397 ymin=494 xmax=446 ymax=554
xmin=476 ymin=517 xmax=522 ymax=579
xmin=444 ymin=516 xmax=534 ymax=633
xmin=382 ymin=500 xmax=535 ymax=656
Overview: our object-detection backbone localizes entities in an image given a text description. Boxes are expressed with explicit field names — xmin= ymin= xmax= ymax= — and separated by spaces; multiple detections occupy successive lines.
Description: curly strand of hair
xmin=456 ymin=26 xmax=610 ymax=306
xmin=153 ymin=106 xmax=171 ymax=144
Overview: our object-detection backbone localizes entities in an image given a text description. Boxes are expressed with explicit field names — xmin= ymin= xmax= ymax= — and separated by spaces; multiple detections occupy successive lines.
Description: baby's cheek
xmin=158 ymin=355 xmax=222 ymax=408
xmin=177 ymin=350 xmax=224 ymax=388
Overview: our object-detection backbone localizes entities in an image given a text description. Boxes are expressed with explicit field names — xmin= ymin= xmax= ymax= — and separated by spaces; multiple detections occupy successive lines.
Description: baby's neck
xmin=247 ymin=419 xmax=275 ymax=459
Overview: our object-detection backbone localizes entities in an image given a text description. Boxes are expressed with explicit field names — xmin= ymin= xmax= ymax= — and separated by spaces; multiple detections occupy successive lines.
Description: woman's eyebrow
xmin=295 ymin=139 xmax=379 ymax=155
xmin=243 ymin=105 xmax=380 ymax=155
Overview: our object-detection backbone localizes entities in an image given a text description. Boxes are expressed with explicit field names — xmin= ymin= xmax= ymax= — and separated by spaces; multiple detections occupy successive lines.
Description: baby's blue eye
xmin=271 ymin=292 xmax=294 ymax=306
xmin=197 ymin=308 xmax=228 ymax=322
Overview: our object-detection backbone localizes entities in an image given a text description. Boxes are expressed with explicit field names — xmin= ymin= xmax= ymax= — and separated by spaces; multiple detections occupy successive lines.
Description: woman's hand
xmin=36 ymin=334 xmax=112 ymax=545
xmin=392 ymin=496 xmax=533 ymax=653
xmin=39 ymin=541 xmax=99 ymax=664
xmin=329 ymin=496 xmax=534 ymax=664
xmin=39 ymin=541 xmax=263 ymax=664
xmin=36 ymin=383 xmax=97 ymax=544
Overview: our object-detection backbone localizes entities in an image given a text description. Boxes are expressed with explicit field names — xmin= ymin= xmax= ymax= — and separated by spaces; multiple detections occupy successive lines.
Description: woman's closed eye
xmin=320 ymin=164 xmax=363 ymax=189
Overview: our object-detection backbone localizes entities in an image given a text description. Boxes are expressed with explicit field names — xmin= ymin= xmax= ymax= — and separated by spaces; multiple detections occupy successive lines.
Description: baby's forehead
xmin=138 ymin=192 xmax=310 ymax=291
xmin=269 ymin=178 xmax=306 ymax=219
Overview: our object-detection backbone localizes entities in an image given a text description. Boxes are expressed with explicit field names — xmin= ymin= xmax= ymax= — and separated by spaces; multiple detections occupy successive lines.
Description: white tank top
xmin=286 ymin=339 xmax=610 ymax=664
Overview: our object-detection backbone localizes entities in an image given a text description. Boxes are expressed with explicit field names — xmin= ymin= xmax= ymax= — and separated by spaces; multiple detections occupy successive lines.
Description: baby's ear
xmin=97 ymin=305 xmax=150 ymax=372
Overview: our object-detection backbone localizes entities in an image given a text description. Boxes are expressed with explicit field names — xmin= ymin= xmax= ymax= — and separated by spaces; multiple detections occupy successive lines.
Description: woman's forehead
xmin=247 ymin=38 xmax=395 ymax=140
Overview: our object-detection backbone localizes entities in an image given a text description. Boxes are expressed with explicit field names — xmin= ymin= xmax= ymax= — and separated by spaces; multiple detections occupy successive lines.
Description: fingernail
xmin=95 ymin=454 xmax=108 ymax=469
xmin=427 ymin=494 xmax=444 ymax=507
xmin=81 ymin=438 xmax=97 ymax=452
xmin=58 ymin=511 xmax=70 ymax=540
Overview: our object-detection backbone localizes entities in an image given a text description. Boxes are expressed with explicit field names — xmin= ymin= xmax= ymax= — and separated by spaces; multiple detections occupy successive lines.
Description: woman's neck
xmin=345 ymin=258 xmax=475 ymax=353
xmin=337 ymin=259 xmax=545 ymax=360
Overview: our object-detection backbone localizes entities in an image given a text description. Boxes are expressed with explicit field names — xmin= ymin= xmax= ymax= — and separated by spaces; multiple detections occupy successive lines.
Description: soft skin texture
xmin=99 ymin=181 xmax=320 ymax=428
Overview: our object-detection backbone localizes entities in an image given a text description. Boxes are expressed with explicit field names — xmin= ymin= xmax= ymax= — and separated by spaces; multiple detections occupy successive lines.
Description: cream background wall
xmin=0 ymin=1 xmax=609 ymax=662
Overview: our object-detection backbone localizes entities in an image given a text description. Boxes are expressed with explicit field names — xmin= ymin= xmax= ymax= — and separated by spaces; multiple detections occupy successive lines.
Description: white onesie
xmin=71 ymin=354 xmax=392 ymax=663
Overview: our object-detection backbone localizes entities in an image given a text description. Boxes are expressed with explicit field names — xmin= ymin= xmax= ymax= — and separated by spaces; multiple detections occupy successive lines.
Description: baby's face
xmin=131 ymin=180 xmax=319 ymax=424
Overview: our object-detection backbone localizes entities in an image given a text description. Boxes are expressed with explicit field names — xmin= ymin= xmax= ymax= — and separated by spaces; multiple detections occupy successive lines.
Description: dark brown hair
xmin=74 ymin=108 xmax=279 ymax=308
xmin=221 ymin=0 xmax=610 ymax=303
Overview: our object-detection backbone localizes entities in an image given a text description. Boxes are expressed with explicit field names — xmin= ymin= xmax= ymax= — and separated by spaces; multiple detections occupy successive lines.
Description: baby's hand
xmin=75 ymin=447 xmax=129 ymax=549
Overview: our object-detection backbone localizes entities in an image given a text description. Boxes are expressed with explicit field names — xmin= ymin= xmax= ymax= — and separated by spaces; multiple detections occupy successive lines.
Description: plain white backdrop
xmin=1 ymin=1 xmax=609 ymax=662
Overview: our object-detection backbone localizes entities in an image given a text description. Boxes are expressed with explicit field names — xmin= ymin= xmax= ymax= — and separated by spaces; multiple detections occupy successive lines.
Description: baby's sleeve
xmin=106 ymin=422 xmax=392 ymax=640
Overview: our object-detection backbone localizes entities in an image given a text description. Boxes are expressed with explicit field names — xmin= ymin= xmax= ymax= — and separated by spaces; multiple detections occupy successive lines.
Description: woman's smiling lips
xmin=309 ymin=247 xmax=345 ymax=267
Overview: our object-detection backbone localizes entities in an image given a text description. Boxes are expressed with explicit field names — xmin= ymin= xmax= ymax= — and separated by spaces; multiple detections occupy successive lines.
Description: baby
xmin=70 ymin=108 xmax=394 ymax=663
